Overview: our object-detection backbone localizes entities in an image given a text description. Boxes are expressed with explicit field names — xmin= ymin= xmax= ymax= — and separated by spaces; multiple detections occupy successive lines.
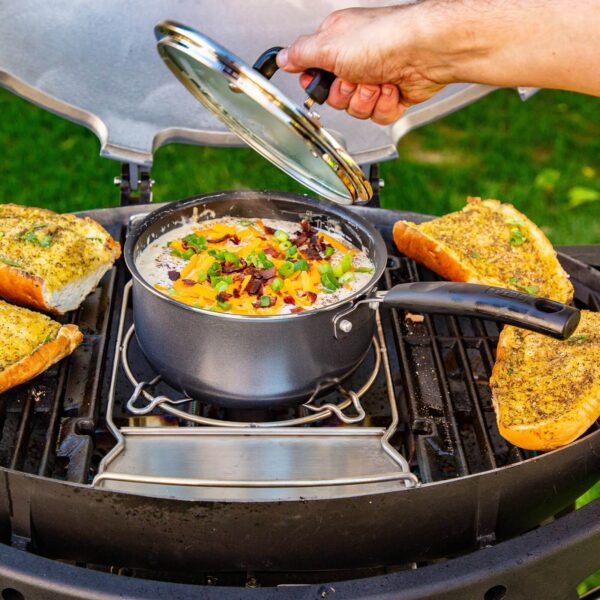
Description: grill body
xmin=0 ymin=202 xmax=598 ymax=580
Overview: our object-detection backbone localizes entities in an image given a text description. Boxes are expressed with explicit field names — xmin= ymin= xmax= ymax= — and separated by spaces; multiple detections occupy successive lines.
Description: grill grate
xmin=0 ymin=222 xmax=598 ymax=488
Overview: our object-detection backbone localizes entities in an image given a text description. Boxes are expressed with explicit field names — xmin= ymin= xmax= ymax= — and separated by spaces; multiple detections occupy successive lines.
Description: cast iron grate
xmin=0 ymin=223 xmax=598 ymax=488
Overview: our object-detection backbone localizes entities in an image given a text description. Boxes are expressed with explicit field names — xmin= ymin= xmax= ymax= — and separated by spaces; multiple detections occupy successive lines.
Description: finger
xmin=326 ymin=79 xmax=357 ymax=110
xmin=347 ymin=84 xmax=381 ymax=120
xmin=371 ymin=85 xmax=404 ymax=125
xmin=276 ymin=33 xmax=333 ymax=74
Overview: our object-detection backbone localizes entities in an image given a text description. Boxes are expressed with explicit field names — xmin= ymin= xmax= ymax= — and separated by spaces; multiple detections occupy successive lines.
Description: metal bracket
xmin=332 ymin=295 xmax=382 ymax=340
xmin=367 ymin=163 xmax=384 ymax=208
xmin=114 ymin=163 xmax=154 ymax=206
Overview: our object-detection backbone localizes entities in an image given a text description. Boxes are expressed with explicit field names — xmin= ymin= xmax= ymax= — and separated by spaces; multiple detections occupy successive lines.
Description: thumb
xmin=276 ymin=33 xmax=333 ymax=74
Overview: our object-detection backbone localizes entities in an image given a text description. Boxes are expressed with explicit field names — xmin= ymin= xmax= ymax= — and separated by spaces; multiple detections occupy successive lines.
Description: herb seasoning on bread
xmin=0 ymin=204 xmax=121 ymax=314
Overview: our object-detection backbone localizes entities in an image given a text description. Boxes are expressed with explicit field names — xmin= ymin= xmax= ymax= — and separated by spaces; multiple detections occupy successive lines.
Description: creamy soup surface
xmin=136 ymin=216 xmax=375 ymax=315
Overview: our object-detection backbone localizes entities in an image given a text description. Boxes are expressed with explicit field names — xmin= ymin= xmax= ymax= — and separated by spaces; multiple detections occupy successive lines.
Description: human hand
xmin=276 ymin=7 xmax=448 ymax=125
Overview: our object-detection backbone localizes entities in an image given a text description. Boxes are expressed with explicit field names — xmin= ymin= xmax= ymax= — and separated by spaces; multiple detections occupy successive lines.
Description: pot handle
xmin=253 ymin=46 xmax=336 ymax=105
xmin=380 ymin=281 xmax=580 ymax=340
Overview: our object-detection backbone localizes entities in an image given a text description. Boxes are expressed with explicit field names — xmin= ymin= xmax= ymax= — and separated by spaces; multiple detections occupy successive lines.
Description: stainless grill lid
xmin=155 ymin=21 xmax=372 ymax=205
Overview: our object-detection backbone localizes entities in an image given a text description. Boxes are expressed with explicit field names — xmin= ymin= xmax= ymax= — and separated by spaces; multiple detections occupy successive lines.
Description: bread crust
xmin=393 ymin=197 xmax=573 ymax=304
xmin=0 ymin=323 xmax=83 ymax=394
xmin=0 ymin=204 xmax=121 ymax=314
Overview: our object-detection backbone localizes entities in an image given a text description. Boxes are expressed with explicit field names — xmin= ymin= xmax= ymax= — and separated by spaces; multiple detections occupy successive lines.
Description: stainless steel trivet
xmin=93 ymin=281 xmax=418 ymax=500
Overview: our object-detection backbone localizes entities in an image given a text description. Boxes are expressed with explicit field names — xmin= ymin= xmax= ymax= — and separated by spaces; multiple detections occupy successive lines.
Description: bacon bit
xmin=283 ymin=295 xmax=296 ymax=305
xmin=168 ymin=270 xmax=180 ymax=281
xmin=230 ymin=234 xmax=240 ymax=245
xmin=246 ymin=277 xmax=263 ymax=296
xmin=291 ymin=306 xmax=305 ymax=313
xmin=206 ymin=233 xmax=231 ymax=244
xmin=232 ymin=288 xmax=241 ymax=298
xmin=305 ymin=291 xmax=317 ymax=304
xmin=300 ymin=246 xmax=322 ymax=260
xmin=216 ymin=292 xmax=232 ymax=303
xmin=291 ymin=233 xmax=308 ymax=247
xmin=263 ymin=245 xmax=281 ymax=258
xmin=256 ymin=267 xmax=276 ymax=280
xmin=300 ymin=220 xmax=316 ymax=235
xmin=182 ymin=278 xmax=197 ymax=286
xmin=222 ymin=257 xmax=247 ymax=273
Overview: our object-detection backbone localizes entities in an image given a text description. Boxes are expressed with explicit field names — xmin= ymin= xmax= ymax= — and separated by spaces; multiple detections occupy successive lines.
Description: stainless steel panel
xmin=94 ymin=428 xmax=411 ymax=501
xmin=0 ymin=0 xmax=495 ymax=165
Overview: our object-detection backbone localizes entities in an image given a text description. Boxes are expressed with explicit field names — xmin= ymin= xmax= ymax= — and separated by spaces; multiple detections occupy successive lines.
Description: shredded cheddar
xmin=148 ymin=217 xmax=373 ymax=315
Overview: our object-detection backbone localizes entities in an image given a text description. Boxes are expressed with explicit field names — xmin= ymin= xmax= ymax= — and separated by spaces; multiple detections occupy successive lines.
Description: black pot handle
xmin=380 ymin=281 xmax=580 ymax=340
xmin=252 ymin=46 xmax=336 ymax=105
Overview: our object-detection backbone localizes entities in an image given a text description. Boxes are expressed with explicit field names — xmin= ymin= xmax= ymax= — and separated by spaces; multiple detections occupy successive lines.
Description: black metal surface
xmin=0 ymin=201 xmax=598 ymax=595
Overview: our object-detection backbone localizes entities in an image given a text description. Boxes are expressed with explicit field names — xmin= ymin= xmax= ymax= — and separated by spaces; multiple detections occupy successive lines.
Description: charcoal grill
xmin=0 ymin=1 xmax=599 ymax=597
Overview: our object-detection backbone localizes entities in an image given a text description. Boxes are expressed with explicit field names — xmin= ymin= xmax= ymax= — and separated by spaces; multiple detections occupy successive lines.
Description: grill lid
xmin=0 ymin=1 xmax=498 ymax=169
xmin=155 ymin=21 xmax=371 ymax=204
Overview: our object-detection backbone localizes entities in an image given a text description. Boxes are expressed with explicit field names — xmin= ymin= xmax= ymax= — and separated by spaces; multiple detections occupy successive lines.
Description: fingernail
xmin=359 ymin=87 xmax=377 ymax=100
xmin=340 ymin=82 xmax=356 ymax=96
xmin=381 ymin=85 xmax=394 ymax=96
xmin=276 ymin=48 xmax=288 ymax=68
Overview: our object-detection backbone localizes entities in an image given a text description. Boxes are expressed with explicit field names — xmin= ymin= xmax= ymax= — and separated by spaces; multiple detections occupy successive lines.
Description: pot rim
xmin=124 ymin=190 xmax=388 ymax=323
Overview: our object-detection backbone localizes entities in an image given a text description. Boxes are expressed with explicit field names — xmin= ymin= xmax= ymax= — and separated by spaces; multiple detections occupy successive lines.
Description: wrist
xmin=401 ymin=0 xmax=503 ymax=85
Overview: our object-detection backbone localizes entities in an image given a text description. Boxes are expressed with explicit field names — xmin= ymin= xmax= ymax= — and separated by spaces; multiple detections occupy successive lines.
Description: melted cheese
xmin=0 ymin=204 xmax=115 ymax=292
xmin=0 ymin=299 xmax=59 ymax=371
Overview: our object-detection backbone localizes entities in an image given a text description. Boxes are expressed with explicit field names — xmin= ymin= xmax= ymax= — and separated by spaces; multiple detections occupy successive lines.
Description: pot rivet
xmin=339 ymin=319 xmax=353 ymax=333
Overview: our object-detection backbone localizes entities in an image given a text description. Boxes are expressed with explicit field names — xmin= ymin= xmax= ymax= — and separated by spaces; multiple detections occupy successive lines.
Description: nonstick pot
xmin=125 ymin=191 xmax=580 ymax=407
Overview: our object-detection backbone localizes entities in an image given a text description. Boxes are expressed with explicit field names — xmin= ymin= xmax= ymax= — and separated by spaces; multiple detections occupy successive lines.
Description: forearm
xmin=412 ymin=0 xmax=600 ymax=96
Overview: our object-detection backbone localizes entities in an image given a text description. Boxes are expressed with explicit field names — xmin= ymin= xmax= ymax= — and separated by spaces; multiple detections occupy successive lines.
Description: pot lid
xmin=155 ymin=21 xmax=371 ymax=205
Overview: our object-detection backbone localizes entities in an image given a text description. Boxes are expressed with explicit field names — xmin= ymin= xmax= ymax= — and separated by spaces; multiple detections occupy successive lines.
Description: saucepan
xmin=124 ymin=190 xmax=579 ymax=407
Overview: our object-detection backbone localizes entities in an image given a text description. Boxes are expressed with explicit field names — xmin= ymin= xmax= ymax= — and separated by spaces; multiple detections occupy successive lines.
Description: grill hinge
xmin=114 ymin=163 xmax=154 ymax=206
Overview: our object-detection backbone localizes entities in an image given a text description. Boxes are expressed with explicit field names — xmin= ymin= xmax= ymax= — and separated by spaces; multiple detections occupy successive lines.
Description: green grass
xmin=0 ymin=84 xmax=599 ymax=594
xmin=0 ymin=87 xmax=598 ymax=244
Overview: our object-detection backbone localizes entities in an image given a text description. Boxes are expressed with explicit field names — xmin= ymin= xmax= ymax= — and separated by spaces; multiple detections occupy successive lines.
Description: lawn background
xmin=0 ymin=84 xmax=599 ymax=593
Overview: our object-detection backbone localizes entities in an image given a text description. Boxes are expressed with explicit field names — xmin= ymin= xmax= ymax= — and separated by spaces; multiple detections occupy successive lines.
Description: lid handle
xmin=252 ymin=47 xmax=335 ymax=106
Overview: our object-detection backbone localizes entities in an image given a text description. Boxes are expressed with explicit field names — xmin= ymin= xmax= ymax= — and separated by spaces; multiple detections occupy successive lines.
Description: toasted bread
xmin=0 ymin=299 xmax=83 ymax=394
xmin=0 ymin=203 xmax=121 ymax=314
xmin=393 ymin=197 xmax=573 ymax=304
xmin=491 ymin=312 xmax=600 ymax=450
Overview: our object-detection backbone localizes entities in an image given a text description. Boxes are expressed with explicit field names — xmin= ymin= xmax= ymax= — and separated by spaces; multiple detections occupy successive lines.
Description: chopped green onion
xmin=321 ymin=271 xmax=340 ymax=291
xmin=239 ymin=219 xmax=254 ymax=227
xmin=217 ymin=300 xmax=231 ymax=310
xmin=19 ymin=226 xmax=53 ymax=248
xmin=171 ymin=248 xmax=195 ymax=260
xmin=278 ymin=241 xmax=292 ymax=251
xmin=509 ymin=229 xmax=526 ymax=247
xmin=318 ymin=263 xmax=333 ymax=274
xmin=339 ymin=272 xmax=356 ymax=284
xmin=207 ymin=262 xmax=222 ymax=278
xmin=259 ymin=295 xmax=271 ymax=307
xmin=257 ymin=251 xmax=274 ymax=270
xmin=506 ymin=217 xmax=526 ymax=227
xmin=215 ymin=280 xmax=229 ymax=293
xmin=567 ymin=335 xmax=589 ymax=344
xmin=196 ymin=270 xmax=207 ymax=283
xmin=324 ymin=246 xmax=335 ymax=257
xmin=332 ymin=263 xmax=344 ymax=278
xmin=341 ymin=254 xmax=352 ymax=273
xmin=273 ymin=230 xmax=289 ymax=243
xmin=293 ymin=259 xmax=309 ymax=272
xmin=271 ymin=277 xmax=284 ymax=293
xmin=508 ymin=277 xmax=539 ymax=295
xmin=223 ymin=251 xmax=240 ymax=266
xmin=355 ymin=266 xmax=375 ymax=273
xmin=285 ymin=245 xmax=298 ymax=258
xmin=183 ymin=233 xmax=207 ymax=253
xmin=278 ymin=261 xmax=295 ymax=278
xmin=208 ymin=249 xmax=226 ymax=260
